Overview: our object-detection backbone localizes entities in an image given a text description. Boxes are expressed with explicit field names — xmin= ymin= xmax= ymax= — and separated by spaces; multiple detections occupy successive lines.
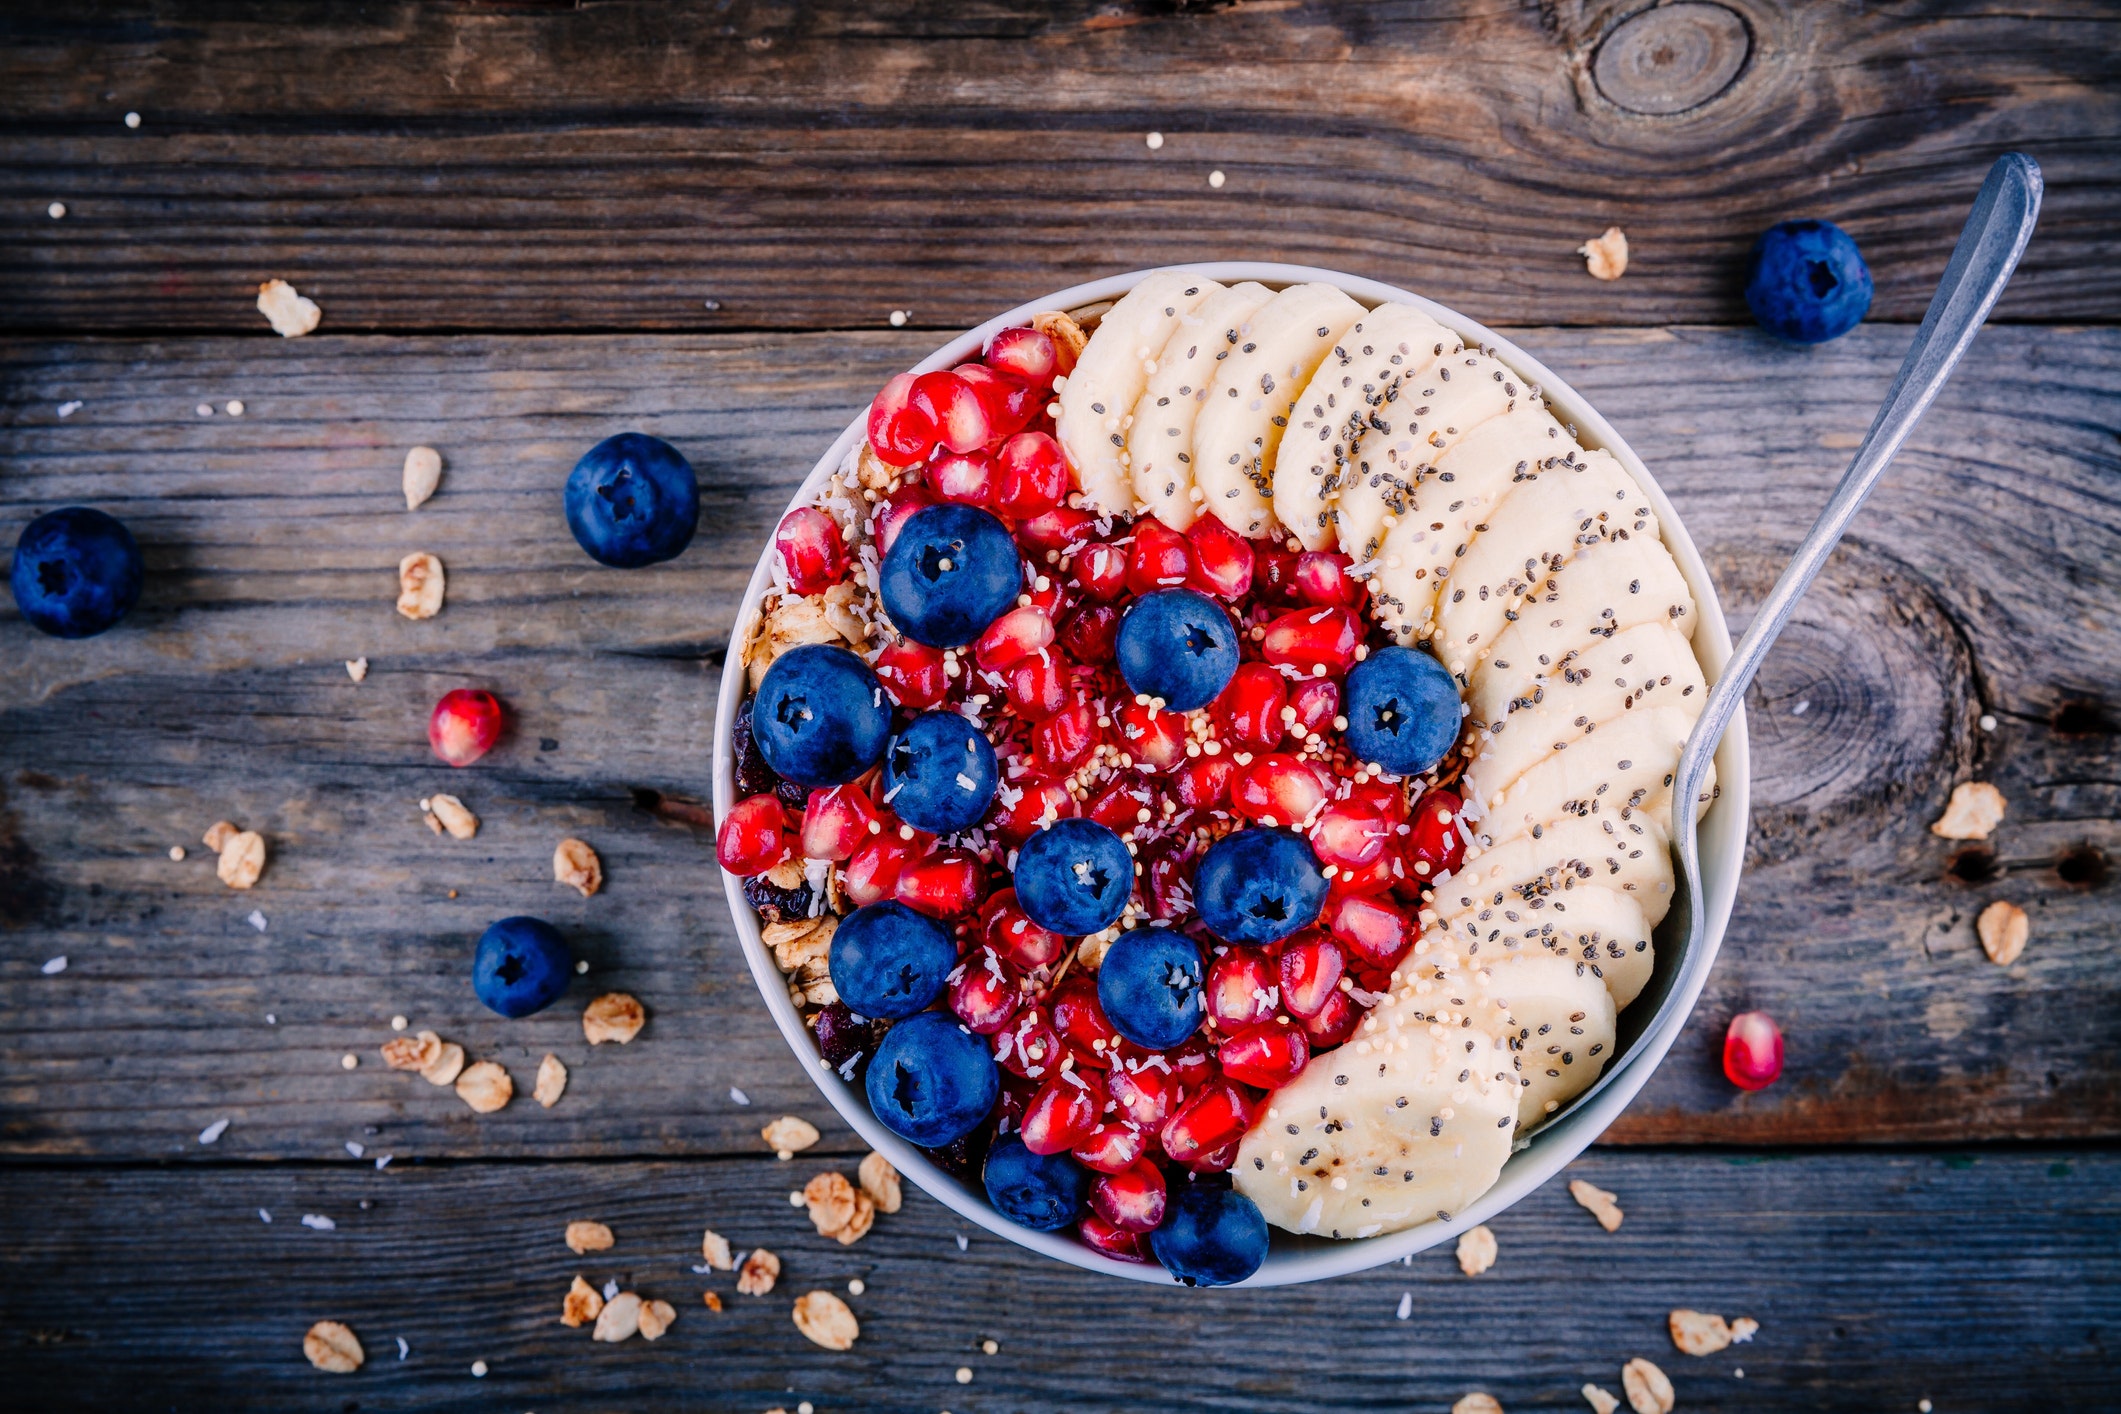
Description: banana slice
xmin=1462 ymin=952 xmax=1618 ymax=1132
xmin=1430 ymin=862 xmax=1659 ymax=1011
xmin=1193 ymin=283 xmax=1366 ymax=539
xmin=1333 ymin=348 xmax=1527 ymax=565
xmin=1469 ymin=703 xmax=1713 ymax=839
xmin=1126 ymin=281 xmax=1276 ymax=529
xmin=1452 ymin=809 xmax=1675 ymax=932
xmin=1365 ymin=408 xmax=1574 ymax=644
xmin=1464 ymin=534 xmax=1699 ymax=730
xmin=1275 ymin=304 xmax=1462 ymax=552
xmin=1430 ymin=450 xmax=1660 ymax=681
xmin=1056 ymin=271 xmax=1221 ymax=517
xmin=1232 ymin=1021 xmax=1517 ymax=1238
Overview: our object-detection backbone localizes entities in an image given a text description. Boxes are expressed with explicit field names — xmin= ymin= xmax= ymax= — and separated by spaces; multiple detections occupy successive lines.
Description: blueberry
xmin=9 ymin=507 xmax=143 ymax=639
xmin=1745 ymin=220 xmax=1873 ymax=344
xmin=752 ymin=643 xmax=892 ymax=786
xmin=1115 ymin=588 xmax=1239 ymax=711
xmin=1096 ymin=928 xmax=1204 ymax=1050
xmin=1343 ymin=645 xmax=1459 ymax=776
xmin=880 ymin=503 xmax=1022 ymax=648
xmin=982 ymin=1134 xmax=1090 ymax=1232
xmin=472 ymin=916 xmax=573 ymax=1018
xmin=1150 ymin=1182 xmax=1269 ymax=1286
xmin=881 ymin=709 xmax=998 ymax=834
xmin=564 ymin=432 xmax=699 ymax=568
xmin=864 ymin=1009 xmax=1000 ymax=1148
xmin=1013 ymin=818 xmax=1133 ymax=937
xmin=1194 ymin=827 xmax=1326 ymax=945
xmin=829 ymin=900 xmax=956 ymax=1021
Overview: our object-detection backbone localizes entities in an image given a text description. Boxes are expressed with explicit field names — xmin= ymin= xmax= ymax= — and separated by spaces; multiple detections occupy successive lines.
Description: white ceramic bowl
xmin=716 ymin=264 xmax=1749 ymax=1287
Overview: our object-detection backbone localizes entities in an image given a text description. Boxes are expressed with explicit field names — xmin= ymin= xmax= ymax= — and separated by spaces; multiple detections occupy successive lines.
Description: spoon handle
xmin=1673 ymin=152 xmax=2044 ymax=819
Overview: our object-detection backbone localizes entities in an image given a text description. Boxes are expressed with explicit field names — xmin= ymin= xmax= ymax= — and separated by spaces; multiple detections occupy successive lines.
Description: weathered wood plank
xmin=1 ymin=326 xmax=2116 ymax=1162
xmin=2 ymin=1 xmax=2118 ymax=332
xmin=0 ymin=1149 xmax=2113 ymax=1410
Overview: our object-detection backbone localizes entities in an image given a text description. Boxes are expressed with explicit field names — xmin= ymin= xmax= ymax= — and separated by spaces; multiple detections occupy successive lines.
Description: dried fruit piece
xmin=702 ymin=1291 xmax=724 ymax=1312
xmin=561 ymin=1275 xmax=604 ymax=1327
xmin=420 ymin=1041 xmax=466 ymax=1086
xmin=583 ymin=992 xmax=645 ymax=1045
xmin=762 ymin=1115 xmax=820 ymax=1159
xmin=455 ymin=1060 xmax=512 ymax=1113
xmin=397 ymin=551 xmax=445 ymax=620
xmin=1570 ymin=1178 xmax=1624 ymax=1232
xmin=425 ymin=793 xmax=477 ymax=840
xmin=701 ymin=1229 xmax=734 ymax=1271
xmin=554 ymin=838 xmax=602 ymax=897
xmin=1456 ymin=1223 xmax=1497 ymax=1276
xmin=1931 ymin=780 xmax=2005 ymax=840
xmin=736 ymin=1248 xmax=779 ymax=1296
xmin=564 ymin=1220 xmax=614 ymax=1255
xmin=1583 ymin=1386 xmax=1620 ymax=1414
xmin=302 ymin=1319 xmax=364 ymax=1373
xmin=593 ymin=1291 xmax=642 ymax=1343
xmin=381 ymin=1030 xmax=442 ymax=1071
xmin=403 ymin=446 xmax=442 ymax=510
xmin=638 ymin=1298 xmax=676 ymax=1340
xmin=1454 ymin=1396 xmax=1504 ymax=1414
xmin=858 ymin=1152 xmax=902 ymax=1214
xmin=1978 ymin=899 xmax=2028 ymax=965
xmin=804 ymin=1172 xmax=859 ymax=1236
xmin=1579 ymin=227 xmax=1628 ymax=281
xmin=534 ymin=1053 xmax=568 ymax=1108
xmin=791 ymin=1290 xmax=859 ymax=1351
xmin=1621 ymin=1357 xmax=1674 ymax=1414
xmin=258 ymin=278 xmax=321 ymax=337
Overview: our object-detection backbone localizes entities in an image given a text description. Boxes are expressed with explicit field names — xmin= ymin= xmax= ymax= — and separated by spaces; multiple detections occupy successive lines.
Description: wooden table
xmin=2 ymin=4 xmax=2116 ymax=1409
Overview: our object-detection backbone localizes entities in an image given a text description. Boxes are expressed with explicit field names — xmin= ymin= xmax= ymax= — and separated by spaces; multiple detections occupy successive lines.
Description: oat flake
xmin=1579 ymin=227 xmax=1629 ymax=281
xmin=1977 ymin=899 xmax=2028 ymax=965
xmin=582 ymin=992 xmax=645 ymax=1045
xmin=762 ymin=1115 xmax=821 ymax=1159
xmin=1931 ymin=780 xmax=2005 ymax=840
xmin=593 ymin=1291 xmax=642 ymax=1343
xmin=402 ymin=446 xmax=442 ymax=510
xmin=396 ymin=552 xmax=445 ymax=620
xmin=554 ymin=837 xmax=602 ymax=897
xmin=1622 ymin=1357 xmax=1675 ymax=1414
xmin=257 ymin=279 xmax=321 ymax=337
xmin=218 ymin=830 xmax=266 ymax=889
xmin=303 ymin=1320 xmax=363 ymax=1373
xmin=1669 ymin=1308 xmax=1735 ymax=1355
xmin=1582 ymin=1385 xmax=1620 ymax=1414
xmin=1456 ymin=1223 xmax=1497 ymax=1276
xmin=736 ymin=1248 xmax=780 ymax=1297
xmin=701 ymin=1228 xmax=734 ymax=1271
xmin=1453 ymin=1396 xmax=1503 ymax=1414
xmin=791 ymin=1290 xmax=859 ymax=1351
xmin=859 ymin=1151 xmax=903 ymax=1214
xmin=534 ymin=1052 xmax=568 ymax=1107
xmin=565 ymin=1220 xmax=614 ymax=1255
xmin=455 ymin=1060 xmax=512 ymax=1113
xmin=1569 ymin=1178 xmax=1624 ymax=1232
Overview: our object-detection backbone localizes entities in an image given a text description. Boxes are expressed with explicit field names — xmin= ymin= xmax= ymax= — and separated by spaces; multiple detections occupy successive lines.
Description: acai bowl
xmin=714 ymin=264 xmax=1748 ymax=1287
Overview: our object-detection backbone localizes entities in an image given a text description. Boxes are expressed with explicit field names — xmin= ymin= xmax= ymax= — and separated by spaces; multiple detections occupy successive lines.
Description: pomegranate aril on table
xmin=1724 ymin=1010 xmax=1785 ymax=1091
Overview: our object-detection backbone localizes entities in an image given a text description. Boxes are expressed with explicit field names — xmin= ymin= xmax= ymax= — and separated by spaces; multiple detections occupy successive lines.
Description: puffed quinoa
xmin=858 ymin=1151 xmax=902 ymax=1214
xmin=763 ymin=1115 xmax=821 ymax=1159
xmin=791 ymin=1290 xmax=859 ymax=1351
xmin=593 ymin=1291 xmax=642 ymax=1343
xmin=804 ymin=1172 xmax=859 ymax=1236
xmin=1456 ymin=1223 xmax=1497 ymax=1276
xmin=381 ymin=1029 xmax=442 ymax=1071
xmin=257 ymin=278 xmax=321 ymax=337
xmin=638 ymin=1298 xmax=677 ymax=1340
xmin=1578 ymin=226 xmax=1629 ymax=281
xmin=554 ymin=838 xmax=602 ymax=897
xmin=736 ymin=1248 xmax=780 ymax=1296
xmin=1978 ymin=899 xmax=2028 ymax=965
xmin=561 ymin=1275 xmax=604 ymax=1327
xmin=396 ymin=551 xmax=445 ymax=620
xmin=1582 ymin=1385 xmax=1620 ymax=1414
xmin=701 ymin=1229 xmax=734 ymax=1271
xmin=303 ymin=1320 xmax=364 ymax=1373
xmin=1932 ymin=780 xmax=2006 ymax=840
xmin=534 ymin=1053 xmax=568 ymax=1107
xmin=455 ymin=1060 xmax=512 ymax=1113
xmin=217 ymin=829 xmax=266 ymax=889
xmin=402 ymin=446 xmax=443 ymax=510
xmin=582 ymin=992 xmax=645 ymax=1045
xmin=420 ymin=1041 xmax=466 ymax=1087
xmin=1669 ymin=1308 xmax=1743 ymax=1356
xmin=202 ymin=820 xmax=238 ymax=851
xmin=425 ymin=793 xmax=477 ymax=840
xmin=1622 ymin=1357 xmax=1675 ymax=1414
xmin=1570 ymin=1178 xmax=1624 ymax=1232
xmin=564 ymin=1220 xmax=614 ymax=1255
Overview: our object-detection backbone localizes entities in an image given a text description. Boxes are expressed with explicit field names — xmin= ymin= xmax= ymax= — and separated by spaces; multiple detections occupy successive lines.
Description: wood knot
xmin=1592 ymin=3 xmax=1752 ymax=116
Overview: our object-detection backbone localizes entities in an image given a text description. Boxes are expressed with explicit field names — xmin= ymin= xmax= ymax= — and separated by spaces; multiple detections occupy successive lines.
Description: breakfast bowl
xmin=714 ymin=263 xmax=1749 ymax=1287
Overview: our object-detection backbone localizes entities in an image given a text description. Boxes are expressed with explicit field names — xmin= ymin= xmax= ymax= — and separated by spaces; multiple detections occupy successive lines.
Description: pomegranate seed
xmin=1310 ymin=797 xmax=1392 ymax=872
xmin=928 ymin=450 xmax=998 ymax=509
xmin=1278 ymin=932 xmax=1345 ymax=1019
xmin=773 ymin=506 xmax=849 ymax=595
xmin=948 ymin=947 xmax=1023 ymax=1035
xmin=1404 ymin=787 xmax=1466 ymax=882
xmin=1218 ymin=1019 xmax=1310 ymax=1088
xmin=986 ymin=326 xmax=1060 ymax=389
xmin=1139 ymin=841 xmax=1194 ymax=921
xmin=1160 ymin=1081 xmax=1255 ymax=1166
xmin=841 ymin=832 xmax=916 ymax=907
xmin=1031 ymin=700 xmax=1099 ymax=775
xmin=994 ymin=1007 xmax=1064 ymax=1080
xmin=1724 ymin=1011 xmax=1784 ymax=1091
xmin=429 ymin=688 xmax=504 ymax=767
xmin=954 ymin=362 xmax=1037 ymax=440
xmin=1345 ymin=775 xmax=1409 ymax=823
xmin=1254 ymin=543 xmax=1302 ymax=602
xmin=1231 ymin=753 xmax=1332 ymax=828
xmin=874 ymin=484 xmax=939 ymax=556
xmin=1106 ymin=1058 xmax=1179 ymax=1128
xmin=1086 ymin=771 xmax=1154 ymax=834
xmin=716 ymin=793 xmax=788 ymax=875
xmin=1020 ymin=1071 xmax=1102 ymax=1154
xmin=1173 ymin=755 xmax=1237 ymax=811
xmin=1293 ymin=550 xmax=1367 ymax=611
xmin=1078 ymin=1212 xmax=1150 ymax=1262
xmin=1005 ymin=650 xmax=1072 ymax=721
xmin=1058 ymin=602 xmax=1122 ymax=663
xmin=910 ymin=370 xmax=992 ymax=456
xmin=1016 ymin=506 xmax=1097 ymax=557
xmin=800 ymin=783 xmax=882 ymax=861
xmin=1073 ymin=541 xmax=1130 ymax=602
xmin=1204 ymin=948 xmax=1281 ymax=1030
xmin=1331 ymin=853 xmax=1399 ymax=898
xmin=1114 ymin=700 xmax=1189 ymax=773
xmin=1184 ymin=516 xmax=1257 ymax=599
xmin=1298 ymin=987 xmax=1360 ymax=1046
xmin=1213 ymin=662 xmax=1289 ymax=751
xmin=895 ymin=849 xmax=984 ymax=917
xmin=1092 ymin=1157 xmax=1168 ymax=1231
xmin=1073 ymin=1121 xmax=1147 ymax=1175
xmin=1167 ymin=1037 xmax=1216 ymax=1092
xmin=1127 ymin=517 xmax=1196 ymax=595
xmin=866 ymin=371 xmax=937 ymax=466
xmin=1262 ymin=605 xmax=1362 ymax=677
xmin=1184 ymin=1136 xmax=1244 ymax=1174
xmin=1289 ymin=677 xmax=1341 ymax=736
xmin=1051 ymin=978 xmax=1124 ymax=1067
xmin=993 ymin=432 xmax=1069 ymax=520
xmin=1329 ymin=894 xmax=1413 ymax=968
xmin=982 ymin=889 xmax=1069 ymax=971
xmin=975 ymin=605 xmax=1055 ymax=671
xmin=992 ymin=776 xmax=1076 ymax=849
xmin=874 ymin=638 xmax=948 ymax=709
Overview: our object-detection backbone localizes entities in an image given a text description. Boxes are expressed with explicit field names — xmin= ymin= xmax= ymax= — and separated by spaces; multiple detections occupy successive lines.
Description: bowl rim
xmin=714 ymin=263 xmax=1750 ymax=1287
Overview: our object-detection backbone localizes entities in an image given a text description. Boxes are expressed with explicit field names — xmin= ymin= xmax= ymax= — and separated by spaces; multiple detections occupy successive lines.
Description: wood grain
xmin=1 ymin=1148 xmax=2113 ymax=1411
xmin=2 ymin=1 xmax=2117 ymax=333
xmin=2 ymin=325 xmax=2115 ymax=1160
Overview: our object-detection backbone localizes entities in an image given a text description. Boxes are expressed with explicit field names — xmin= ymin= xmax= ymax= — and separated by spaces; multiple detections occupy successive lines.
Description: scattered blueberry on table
xmin=8 ymin=506 xmax=143 ymax=638
xmin=472 ymin=917 xmax=573 ymax=1018
xmin=751 ymin=643 xmax=892 ymax=786
xmin=1745 ymin=219 xmax=1873 ymax=343
xmin=564 ymin=432 xmax=699 ymax=568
